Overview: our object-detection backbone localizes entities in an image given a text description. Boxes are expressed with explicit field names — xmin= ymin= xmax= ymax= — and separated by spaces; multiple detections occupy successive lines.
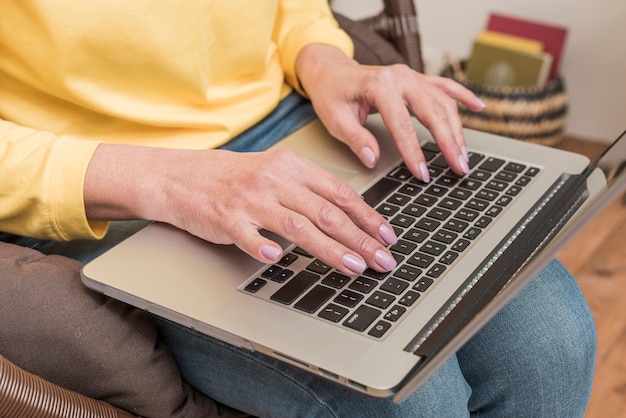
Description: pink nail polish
xmin=379 ymin=224 xmax=398 ymax=246
xmin=419 ymin=162 xmax=430 ymax=183
xmin=375 ymin=250 xmax=397 ymax=271
xmin=360 ymin=147 xmax=376 ymax=168
xmin=342 ymin=254 xmax=367 ymax=275
xmin=261 ymin=245 xmax=282 ymax=262
xmin=458 ymin=155 xmax=470 ymax=174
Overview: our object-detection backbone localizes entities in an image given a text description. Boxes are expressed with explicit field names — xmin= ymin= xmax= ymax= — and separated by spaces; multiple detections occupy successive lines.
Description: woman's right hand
xmin=84 ymin=143 xmax=399 ymax=276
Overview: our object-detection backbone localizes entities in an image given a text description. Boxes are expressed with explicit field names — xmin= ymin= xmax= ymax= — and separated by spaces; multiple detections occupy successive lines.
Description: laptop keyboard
xmin=241 ymin=142 xmax=541 ymax=339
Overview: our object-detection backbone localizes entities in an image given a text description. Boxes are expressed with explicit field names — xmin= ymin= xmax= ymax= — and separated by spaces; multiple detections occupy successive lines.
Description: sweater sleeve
xmin=273 ymin=0 xmax=354 ymax=96
xmin=0 ymin=119 xmax=108 ymax=240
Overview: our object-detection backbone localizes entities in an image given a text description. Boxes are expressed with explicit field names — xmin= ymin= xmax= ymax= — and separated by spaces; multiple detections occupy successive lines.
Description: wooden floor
xmin=553 ymin=136 xmax=626 ymax=418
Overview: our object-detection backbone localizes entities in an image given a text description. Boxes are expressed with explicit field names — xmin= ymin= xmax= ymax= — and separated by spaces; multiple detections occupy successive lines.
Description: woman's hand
xmin=84 ymin=144 xmax=398 ymax=276
xmin=295 ymin=44 xmax=486 ymax=183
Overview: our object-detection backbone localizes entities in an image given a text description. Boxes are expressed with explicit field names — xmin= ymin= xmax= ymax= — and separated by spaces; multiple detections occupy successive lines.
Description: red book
xmin=487 ymin=13 xmax=568 ymax=81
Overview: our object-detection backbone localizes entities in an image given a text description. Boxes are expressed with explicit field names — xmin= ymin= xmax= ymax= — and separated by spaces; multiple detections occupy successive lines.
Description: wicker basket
xmin=441 ymin=60 xmax=568 ymax=146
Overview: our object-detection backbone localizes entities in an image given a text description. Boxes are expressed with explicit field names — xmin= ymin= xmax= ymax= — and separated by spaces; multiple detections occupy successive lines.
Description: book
xmin=486 ymin=13 xmax=568 ymax=81
xmin=465 ymin=37 xmax=553 ymax=87
xmin=476 ymin=30 xmax=544 ymax=54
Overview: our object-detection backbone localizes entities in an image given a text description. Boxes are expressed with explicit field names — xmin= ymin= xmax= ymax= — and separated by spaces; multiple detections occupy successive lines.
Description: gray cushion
xmin=0 ymin=242 xmax=247 ymax=418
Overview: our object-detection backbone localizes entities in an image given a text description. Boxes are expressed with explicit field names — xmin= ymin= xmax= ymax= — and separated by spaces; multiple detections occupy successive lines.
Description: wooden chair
xmin=0 ymin=3 xmax=424 ymax=417
xmin=0 ymin=354 xmax=136 ymax=418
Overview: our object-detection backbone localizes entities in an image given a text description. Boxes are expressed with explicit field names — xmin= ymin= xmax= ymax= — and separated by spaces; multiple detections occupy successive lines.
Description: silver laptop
xmin=81 ymin=114 xmax=625 ymax=403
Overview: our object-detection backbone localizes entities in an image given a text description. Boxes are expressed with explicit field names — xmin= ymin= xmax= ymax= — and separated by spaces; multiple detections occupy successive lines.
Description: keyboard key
xmin=469 ymin=169 xmax=491 ymax=181
xmin=278 ymin=253 xmax=298 ymax=266
xmin=380 ymin=277 xmax=410 ymax=295
xmin=413 ymin=277 xmax=434 ymax=292
xmin=377 ymin=203 xmax=400 ymax=217
xmin=449 ymin=187 xmax=473 ymax=200
xmin=525 ymin=167 xmax=541 ymax=177
xmin=407 ymin=252 xmax=435 ymax=269
xmin=439 ymin=251 xmax=459 ymax=265
xmin=394 ymin=264 xmax=422 ymax=282
xmin=466 ymin=198 xmax=489 ymax=211
xmin=425 ymin=184 xmax=448 ymax=197
xmin=244 ymin=278 xmax=267 ymax=293
xmin=322 ymin=272 xmax=351 ymax=289
xmin=384 ymin=305 xmax=407 ymax=322
xmin=475 ymin=216 xmax=493 ymax=228
xmin=486 ymin=205 xmax=503 ymax=217
xmin=420 ymin=241 xmax=446 ymax=256
xmin=391 ymin=214 xmax=416 ymax=228
xmin=270 ymin=271 xmax=319 ymax=305
xmin=455 ymin=208 xmax=479 ymax=222
xmin=403 ymin=203 xmax=427 ymax=217
xmin=294 ymin=285 xmax=336 ymax=313
xmin=399 ymin=290 xmax=420 ymax=306
xmin=443 ymin=219 xmax=469 ymax=233
xmin=403 ymin=228 xmax=429 ymax=243
xmin=426 ymin=207 xmax=452 ymax=221
xmin=343 ymin=305 xmax=381 ymax=331
xmin=318 ymin=303 xmax=349 ymax=322
xmin=495 ymin=170 xmax=517 ymax=182
xmin=439 ymin=197 xmax=462 ymax=210
xmin=463 ymin=227 xmax=482 ymax=240
xmin=504 ymin=162 xmax=526 ymax=173
xmin=468 ymin=152 xmax=485 ymax=168
xmin=415 ymin=218 xmax=440 ymax=232
xmin=479 ymin=157 xmax=505 ymax=172
xmin=458 ymin=178 xmax=482 ymax=191
xmin=388 ymin=166 xmax=412 ymax=181
xmin=334 ymin=290 xmax=364 ymax=308
xmin=452 ymin=238 xmax=471 ymax=252
xmin=399 ymin=183 xmax=421 ymax=196
xmin=362 ymin=177 xmax=401 ymax=207
xmin=306 ymin=259 xmax=331 ymax=275
xmin=391 ymin=239 xmax=417 ymax=255
xmin=414 ymin=194 xmax=438 ymax=207
xmin=432 ymin=230 xmax=458 ymax=244
xmin=426 ymin=263 xmax=446 ymax=279
xmin=485 ymin=179 xmax=508 ymax=192
xmin=366 ymin=291 xmax=395 ymax=309
xmin=368 ymin=320 xmax=392 ymax=338
xmin=388 ymin=193 xmax=411 ymax=206
xmin=349 ymin=276 xmax=378 ymax=294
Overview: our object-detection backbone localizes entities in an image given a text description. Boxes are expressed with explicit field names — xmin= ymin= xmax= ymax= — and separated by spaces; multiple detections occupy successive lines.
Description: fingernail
xmin=379 ymin=224 xmax=398 ymax=246
xmin=461 ymin=145 xmax=469 ymax=163
xmin=458 ymin=154 xmax=470 ymax=174
xmin=261 ymin=245 xmax=282 ymax=262
xmin=375 ymin=249 xmax=397 ymax=271
xmin=342 ymin=254 xmax=367 ymax=275
xmin=360 ymin=147 xmax=376 ymax=168
xmin=419 ymin=162 xmax=430 ymax=183
xmin=476 ymin=97 xmax=487 ymax=109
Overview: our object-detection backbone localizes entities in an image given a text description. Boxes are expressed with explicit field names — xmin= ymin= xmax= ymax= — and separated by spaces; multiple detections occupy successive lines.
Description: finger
xmin=257 ymin=203 xmax=396 ymax=276
xmin=426 ymin=75 xmax=487 ymax=112
xmin=321 ymin=103 xmax=382 ymax=170
xmin=405 ymin=76 xmax=469 ymax=176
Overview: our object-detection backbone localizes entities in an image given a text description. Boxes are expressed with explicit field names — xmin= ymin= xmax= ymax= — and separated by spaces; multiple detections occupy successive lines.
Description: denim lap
xmin=155 ymin=259 xmax=595 ymax=418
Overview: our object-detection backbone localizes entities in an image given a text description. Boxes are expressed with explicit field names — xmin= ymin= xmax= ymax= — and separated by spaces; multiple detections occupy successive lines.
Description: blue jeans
xmin=2 ymin=93 xmax=596 ymax=416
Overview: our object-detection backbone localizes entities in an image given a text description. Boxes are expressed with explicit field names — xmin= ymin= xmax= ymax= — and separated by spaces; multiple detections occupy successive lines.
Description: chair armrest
xmin=0 ymin=354 xmax=137 ymax=418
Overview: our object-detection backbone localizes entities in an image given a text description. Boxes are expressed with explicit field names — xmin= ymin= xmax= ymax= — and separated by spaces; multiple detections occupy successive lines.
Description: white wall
xmin=332 ymin=0 xmax=626 ymax=143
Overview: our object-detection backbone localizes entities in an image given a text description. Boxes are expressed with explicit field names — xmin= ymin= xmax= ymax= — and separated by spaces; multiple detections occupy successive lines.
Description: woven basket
xmin=441 ymin=60 xmax=568 ymax=146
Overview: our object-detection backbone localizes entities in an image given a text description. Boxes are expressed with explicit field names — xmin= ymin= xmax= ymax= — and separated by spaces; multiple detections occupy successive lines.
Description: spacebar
xmin=362 ymin=177 xmax=401 ymax=207
xmin=270 ymin=271 xmax=319 ymax=304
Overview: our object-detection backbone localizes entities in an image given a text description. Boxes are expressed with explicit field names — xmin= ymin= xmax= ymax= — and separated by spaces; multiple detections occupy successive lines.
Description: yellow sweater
xmin=0 ymin=0 xmax=353 ymax=240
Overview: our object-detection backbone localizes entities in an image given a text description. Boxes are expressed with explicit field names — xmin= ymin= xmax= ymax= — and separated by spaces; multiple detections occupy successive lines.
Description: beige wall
xmin=332 ymin=0 xmax=625 ymax=143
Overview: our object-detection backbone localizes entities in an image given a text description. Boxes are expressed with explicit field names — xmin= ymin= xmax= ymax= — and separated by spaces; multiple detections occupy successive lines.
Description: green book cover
xmin=466 ymin=39 xmax=553 ymax=88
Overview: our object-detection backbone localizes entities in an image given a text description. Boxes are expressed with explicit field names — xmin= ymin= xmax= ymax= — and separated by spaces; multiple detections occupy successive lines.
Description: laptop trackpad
xmin=318 ymin=163 xmax=360 ymax=183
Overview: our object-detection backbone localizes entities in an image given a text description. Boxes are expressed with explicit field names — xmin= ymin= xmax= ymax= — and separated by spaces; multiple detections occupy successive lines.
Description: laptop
xmin=81 ymin=114 xmax=626 ymax=403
